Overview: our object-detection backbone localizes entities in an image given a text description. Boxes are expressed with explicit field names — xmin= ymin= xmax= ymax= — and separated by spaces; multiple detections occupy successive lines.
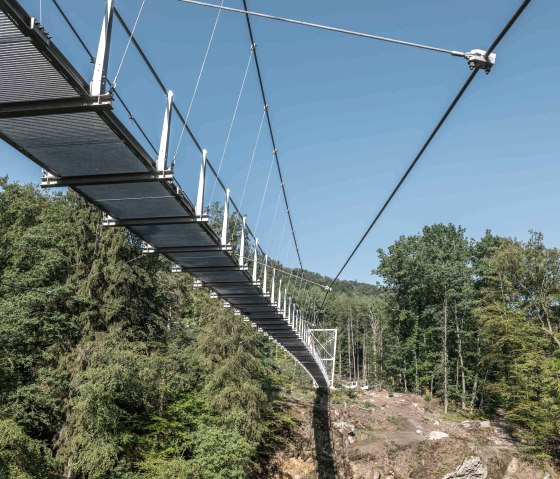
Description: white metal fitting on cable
xmin=465 ymin=49 xmax=496 ymax=74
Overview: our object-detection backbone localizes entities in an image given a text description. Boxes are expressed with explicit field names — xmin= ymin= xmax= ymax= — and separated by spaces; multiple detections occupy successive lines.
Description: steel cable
xmin=112 ymin=0 xmax=147 ymax=88
xmin=179 ymin=0 xmax=466 ymax=59
xmin=172 ymin=0 xmax=225 ymax=166
xmin=208 ymin=48 xmax=254 ymax=203
xmin=320 ymin=0 xmax=533 ymax=309
xmin=241 ymin=0 xmax=303 ymax=269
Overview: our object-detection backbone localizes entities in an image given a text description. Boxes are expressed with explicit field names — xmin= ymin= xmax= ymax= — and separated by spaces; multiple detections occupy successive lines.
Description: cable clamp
xmin=465 ymin=49 xmax=496 ymax=74
xmin=251 ymin=42 xmax=257 ymax=51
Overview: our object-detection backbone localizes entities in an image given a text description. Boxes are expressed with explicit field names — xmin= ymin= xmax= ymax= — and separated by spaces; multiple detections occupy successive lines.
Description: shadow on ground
xmin=313 ymin=388 xmax=336 ymax=479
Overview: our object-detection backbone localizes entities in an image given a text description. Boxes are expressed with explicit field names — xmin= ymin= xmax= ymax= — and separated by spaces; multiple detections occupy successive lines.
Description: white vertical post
xmin=277 ymin=279 xmax=282 ymax=312
xmin=221 ymin=189 xmax=230 ymax=246
xmin=288 ymin=297 xmax=292 ymax=325
xmin=239 ymin=216 xmax=246 ymax=267
xmin=271 ymin=269 xmax=276 ymax=304
xmin=91 ymin=0 xmax=115 ymax=97
xmin=158 ymin=90 xmax=174 ymax=171
xmin=331 ymin=329 xmax=338 ymax=388
xmin=262 ymin=255 xmax=268 ymax=294
xmin=252 ymin=238 xmax=259 ymax=282
xmin=195 ymin=149 xmax=207 ymax=217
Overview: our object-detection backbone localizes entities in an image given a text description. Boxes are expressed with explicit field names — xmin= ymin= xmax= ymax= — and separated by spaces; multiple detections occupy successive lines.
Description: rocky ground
xmin=270 ymin=388 xmax=558 ymax=479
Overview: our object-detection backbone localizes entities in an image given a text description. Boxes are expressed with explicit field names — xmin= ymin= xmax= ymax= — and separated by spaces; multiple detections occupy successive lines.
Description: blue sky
xmin=2 ymin=0 xmax=559 ymax=284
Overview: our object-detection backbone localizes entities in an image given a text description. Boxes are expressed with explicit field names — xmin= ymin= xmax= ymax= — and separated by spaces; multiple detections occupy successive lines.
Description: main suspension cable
xmin=50 ymin=0 xmax=95 ymax=61
xmin=320 ymin=0 xmax=533 ymax=309
xmin=179 ymin=0 xmax=467 ymax=59
xmin=241 ymin=0 xmax=303 ymax=270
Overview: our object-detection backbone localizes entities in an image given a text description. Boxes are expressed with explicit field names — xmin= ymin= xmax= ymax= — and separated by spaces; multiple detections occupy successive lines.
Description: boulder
xmin=428 ymin=430 xmax=449 ymax=440
xmin=442 ymin=456 xmax=488 ymax=479
xmin=332 ymin=421 xmax=354 ymax=433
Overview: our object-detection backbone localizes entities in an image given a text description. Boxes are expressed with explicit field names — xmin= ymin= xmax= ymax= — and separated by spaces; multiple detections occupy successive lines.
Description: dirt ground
xmin=270 ymin=388 xmax=557 ymax=479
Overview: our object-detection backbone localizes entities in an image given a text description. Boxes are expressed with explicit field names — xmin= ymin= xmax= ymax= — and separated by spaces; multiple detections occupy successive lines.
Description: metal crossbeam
xmin=102 ymin=216 xmax=207 ymax=227
xmin=41 ymin=170 xmax=173 ymax=187
xmin=143 ymin=245 xmax=232 ymax=254
xmin=0 ymin=95 xmax=112 ymax=118
xmin=175 ymin=265 xmax=249 ymax=273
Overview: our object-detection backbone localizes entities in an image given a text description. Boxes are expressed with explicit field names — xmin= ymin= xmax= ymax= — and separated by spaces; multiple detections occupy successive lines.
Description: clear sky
xmin=2 ymin=0 xmax=559 ymax=284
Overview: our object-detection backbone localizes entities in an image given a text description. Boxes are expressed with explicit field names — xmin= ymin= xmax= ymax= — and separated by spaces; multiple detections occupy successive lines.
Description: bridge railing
xmin=43 ymin=0 xmax=333 ymax=386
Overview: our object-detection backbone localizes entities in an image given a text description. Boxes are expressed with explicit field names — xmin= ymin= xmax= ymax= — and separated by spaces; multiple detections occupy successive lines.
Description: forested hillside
xmin=317 ymin=224 xmax=560 ymax=464
xmin=0 ymin=178 xmax=312 ymax=478
xmin=1 ymin=178 xmax=559 ymax=477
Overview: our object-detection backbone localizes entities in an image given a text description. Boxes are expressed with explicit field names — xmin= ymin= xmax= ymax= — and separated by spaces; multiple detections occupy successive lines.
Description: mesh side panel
xmin=0 ymin=42 xmax=79 ymax=102
xmin=0 ymin=112 xmax=121 ymax=147
xmin=0 ymin=11 xmax=79 ymax=102
xmin=0 ymin=11 xmax=20 ymax=38
xmin=131 ymin=223 xmax=215 ymax=247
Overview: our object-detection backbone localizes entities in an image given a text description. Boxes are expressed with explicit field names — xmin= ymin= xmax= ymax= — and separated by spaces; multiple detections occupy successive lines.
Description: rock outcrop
xmin=442 ymin=456 xmax=488 ymax=479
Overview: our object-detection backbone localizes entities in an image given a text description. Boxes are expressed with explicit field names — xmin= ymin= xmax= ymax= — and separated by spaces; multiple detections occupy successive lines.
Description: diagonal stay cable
xmin=172 ymin=0 xmax=225 ymax=167
xmin=209 ymin=47 xmax=254 ymax=204
xmin=179 ymin=0 xmax=467 ymax=59
xmin=114 ymin=8 xmax=203 ymax=155
xmin=266 ymin=187 xmax=282 ymax=247
xmin=48 ymin=0 xmax=157 ymax=154
xmin=240 ymin=107 xmax=266 ymax=211
xmin=320 ymin=0 xmax=532 ymax=309
xmin=112 ymin=0 xmax=147 ymax=88
xmin=254 ymin=153 xmax=275 ymax=235
xmin=241 ymin=0 xmax=303 ymax=270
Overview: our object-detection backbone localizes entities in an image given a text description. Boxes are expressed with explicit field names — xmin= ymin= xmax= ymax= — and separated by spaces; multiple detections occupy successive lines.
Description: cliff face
xmin=270 ymin=389 xmax=557 ymax=479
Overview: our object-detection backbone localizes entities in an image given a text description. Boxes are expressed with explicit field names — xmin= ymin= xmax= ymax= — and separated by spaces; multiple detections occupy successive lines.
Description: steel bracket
xmin=465 ymin=49 xmax=496 ymax=74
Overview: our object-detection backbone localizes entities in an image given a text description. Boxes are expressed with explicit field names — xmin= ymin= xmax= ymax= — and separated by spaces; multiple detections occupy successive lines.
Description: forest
xmin=1 ymin=178 xmax=559 ymax=477
xmin=316 ymin=224 xmax=560 ymax=464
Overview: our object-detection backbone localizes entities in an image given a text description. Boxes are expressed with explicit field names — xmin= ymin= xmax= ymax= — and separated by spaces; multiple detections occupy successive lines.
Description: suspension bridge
xmin=0 ymin=0 xmax=531 ymax=389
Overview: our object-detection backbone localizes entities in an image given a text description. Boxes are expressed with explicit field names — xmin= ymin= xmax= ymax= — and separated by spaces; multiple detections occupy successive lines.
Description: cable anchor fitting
xmin=465 ymin=49 xmax=496 ymax=74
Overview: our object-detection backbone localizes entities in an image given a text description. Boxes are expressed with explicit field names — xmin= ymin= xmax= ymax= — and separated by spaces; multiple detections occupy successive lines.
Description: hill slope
xmin=272 ymin=389 xmax=557 ymax=479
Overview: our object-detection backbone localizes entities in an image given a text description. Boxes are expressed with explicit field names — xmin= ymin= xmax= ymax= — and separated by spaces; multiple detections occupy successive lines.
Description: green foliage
xmin=0 ymin=418 xmax=54 ymax=478
xmin=322 ymin=221 xmax=560 ymax=463
xmin=0 ymin=180 xmax=291 ymax=478
xmin=476 ymin=234 xmax=560 ymax=460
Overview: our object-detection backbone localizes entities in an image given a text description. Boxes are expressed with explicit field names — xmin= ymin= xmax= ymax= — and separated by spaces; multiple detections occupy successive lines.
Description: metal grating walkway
xmin=0 ymin=0 xmax=329 ymax=388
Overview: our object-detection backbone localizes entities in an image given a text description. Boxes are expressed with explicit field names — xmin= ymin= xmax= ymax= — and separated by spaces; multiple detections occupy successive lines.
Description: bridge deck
xmin=0 ymin=0 xmax=328 ymax=388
